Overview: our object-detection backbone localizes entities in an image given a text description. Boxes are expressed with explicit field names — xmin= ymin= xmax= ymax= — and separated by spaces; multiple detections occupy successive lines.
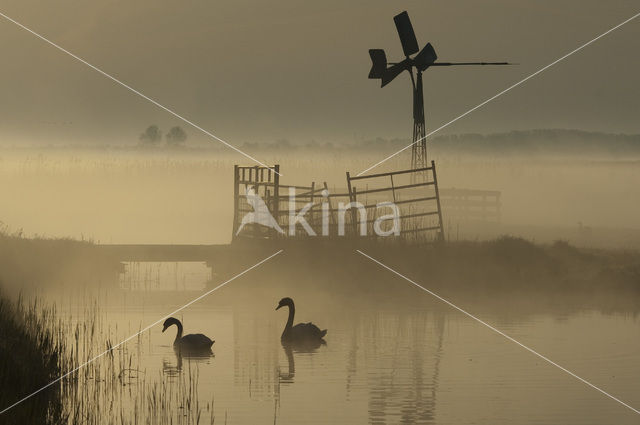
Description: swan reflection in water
xmin=278 ymin=337 xmax=326 ymax=383
xmin=162 ymin=348 xmax=214 ymax=378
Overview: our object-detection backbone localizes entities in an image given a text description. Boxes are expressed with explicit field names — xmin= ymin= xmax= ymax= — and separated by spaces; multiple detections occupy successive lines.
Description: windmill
xmin=368 ymin=11 xmax=512 ymax=174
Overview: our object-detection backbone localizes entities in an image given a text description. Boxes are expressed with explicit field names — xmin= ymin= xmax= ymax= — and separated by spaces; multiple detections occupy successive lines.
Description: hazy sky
xmin=0 ymin=0 xmax=638 ymax=146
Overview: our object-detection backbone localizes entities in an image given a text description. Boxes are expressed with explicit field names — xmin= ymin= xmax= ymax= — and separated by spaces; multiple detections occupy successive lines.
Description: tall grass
xmin=0 ymin=293 xmax=64 ymax=423
xmin=0 ymin=290 xmax=216 ymax=425
xmin=56 ymin=299 xmax=216 ymax=425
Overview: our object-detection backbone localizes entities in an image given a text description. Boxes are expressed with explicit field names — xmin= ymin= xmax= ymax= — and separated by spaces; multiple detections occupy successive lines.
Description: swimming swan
xmin=276 ymin=297 xmax=327 ymax=342
xmin=162 ymin=317 xmax=214 ymax=351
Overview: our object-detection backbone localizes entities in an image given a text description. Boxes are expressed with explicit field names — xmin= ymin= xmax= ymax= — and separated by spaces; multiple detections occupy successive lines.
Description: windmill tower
xmin=368 ymin=11 xmax=512 ymax=175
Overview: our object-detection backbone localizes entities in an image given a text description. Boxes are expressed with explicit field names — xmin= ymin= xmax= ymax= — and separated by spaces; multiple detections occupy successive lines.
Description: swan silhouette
xmin=162 ymin=317 xmax=214 ymax=352
xmin=276 ymin=297 xmax=327 ymax=343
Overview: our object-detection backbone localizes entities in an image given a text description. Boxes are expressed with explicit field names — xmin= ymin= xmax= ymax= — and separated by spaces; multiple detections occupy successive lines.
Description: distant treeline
xmin=3 ymin=129 xmax=640 ymax=156
xmin=356 ymin=129 xmax=640 ymax=156
xmin=181 ymin=129 xmax=640 ymax=156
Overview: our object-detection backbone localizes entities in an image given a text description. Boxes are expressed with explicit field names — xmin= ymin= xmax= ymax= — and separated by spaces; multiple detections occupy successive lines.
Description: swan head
xmin=276 ymin=297 xmax=294 ymax=310
xmin=162 ymin=317 xmax=180 ymax=332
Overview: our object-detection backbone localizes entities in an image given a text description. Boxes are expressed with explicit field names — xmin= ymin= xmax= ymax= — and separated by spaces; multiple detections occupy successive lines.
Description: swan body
xmin=276 ymin=297 xmax=326 ymax=343
xmin=162 ymin=317 xmax=214 ymax=352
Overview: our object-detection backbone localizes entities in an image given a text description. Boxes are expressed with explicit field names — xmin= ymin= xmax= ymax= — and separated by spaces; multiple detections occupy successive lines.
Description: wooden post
xmin=346 ymin=172 xmax=358 ymax=235
xmin=323 ymin=181 xmax=335 ymax=233
xmin=232 ymin=165 xmax=239 ymax=241
xmin=266 ymin=188 xmax=273 ymax=238
xmin=309 ymin=181 xmax=316 ymax=231
xmin=346 ymin=172 xmax=354 ymax=202
xmin=253 ymin=166 xmax=260 ymax=238
xmin=352 ymin=186 xmax=359 ymax=235
xmin=431 ymin=160 xmax=445 ymax=242
xmin=273 ymin=165 xmax=280 ymax=231
xmin=390 ymin=174 xmax=397 ymax=203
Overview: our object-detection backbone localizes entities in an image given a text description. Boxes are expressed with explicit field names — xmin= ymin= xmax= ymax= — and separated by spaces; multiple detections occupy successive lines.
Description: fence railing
xmin=345 ymin=161 xmax=445 ymax=241
xmin=439 ymin=188 xmax=501 ymax=223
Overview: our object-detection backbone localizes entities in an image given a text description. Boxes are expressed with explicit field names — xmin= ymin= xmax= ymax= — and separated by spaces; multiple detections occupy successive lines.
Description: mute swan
xmin=276 ymin=297 xmax=327 ymax=342
xmin=162 ymin=317 xmax=214 ymax=351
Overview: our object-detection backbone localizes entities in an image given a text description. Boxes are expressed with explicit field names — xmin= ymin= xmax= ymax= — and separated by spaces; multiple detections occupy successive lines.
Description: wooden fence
xmin=232 ymin=162 xmax=445 ymax=241
xmin=439 ymin=188 xmax=501 ymax=223
xmin=345 ymin=160 xmax=445 ymax=240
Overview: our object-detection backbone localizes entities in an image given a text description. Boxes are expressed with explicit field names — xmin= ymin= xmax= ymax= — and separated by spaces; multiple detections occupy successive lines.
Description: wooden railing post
xmin=273 ymin=165 xmax=280 ymax=232
xmin=232 ymin=165 xmax=239 ymax=241
xmin=346 ymin=172 xmax=363 ymax=235
xmin=431 ymin=160 xmax=445 ymax=241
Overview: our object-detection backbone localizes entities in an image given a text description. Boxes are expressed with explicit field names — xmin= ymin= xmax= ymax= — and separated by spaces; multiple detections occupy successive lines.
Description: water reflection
xmin=162 ymin=354 xmax=182 ymax=378
xmin=41 ymin=287 xmax=640 ymax=425
xmin=278 ymin=339 xmax=326 ymax=384
xmin=162 ymin=348 xmax=214 ymax=378
xmin=367 ymin=312 xmax=445 ymax=424
xmin=279 ymin=345 xmax=295 ymax=383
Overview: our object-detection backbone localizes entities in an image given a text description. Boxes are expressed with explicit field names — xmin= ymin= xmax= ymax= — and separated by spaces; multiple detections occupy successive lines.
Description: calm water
xmin=47 ymin=267 xmax=640 ymax=425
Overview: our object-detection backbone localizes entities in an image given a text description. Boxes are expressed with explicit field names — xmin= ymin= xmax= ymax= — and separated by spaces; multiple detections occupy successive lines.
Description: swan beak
xmin=161 ymin=326 xmax=167 ymax=332
xmin=275 ymin=304 xmax=282 ymax=310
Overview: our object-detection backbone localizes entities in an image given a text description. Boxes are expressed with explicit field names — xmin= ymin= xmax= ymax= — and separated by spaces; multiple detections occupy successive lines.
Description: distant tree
xmin=139 ymin=125 xmax=163 ymax=146
xmin=165 ymin=126 xmax=187 ymax=147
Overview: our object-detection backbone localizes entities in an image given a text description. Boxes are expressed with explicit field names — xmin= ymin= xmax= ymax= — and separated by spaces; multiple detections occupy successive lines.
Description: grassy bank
xmin=0 ymin=230 xmax=118 ymax=290
xmin=0 ymin=294 xmax=64 ymax=424
xmin=228 ymin=235 xmax=640 ymax=291
xmin=0 ymin=231 xmax=216 ymax=424
xmin=215 ymin=236 xmax=640 ymax=316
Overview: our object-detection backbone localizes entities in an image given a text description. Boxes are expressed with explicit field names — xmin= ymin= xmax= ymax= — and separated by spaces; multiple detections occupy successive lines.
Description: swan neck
xmin=285 ymin=304 xmax=295 ymax=332
xmin=174 ymin=321 xmax=183 ymax=344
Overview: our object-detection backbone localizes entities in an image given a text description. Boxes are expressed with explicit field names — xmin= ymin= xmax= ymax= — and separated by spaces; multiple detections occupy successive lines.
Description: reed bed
xmin=0 ymin=294 xmax=64 ymax=423
xmin=58 ymin=299 xmax=218 ymax=425
xmin=1 ymin=291 xmax=218 ymax=425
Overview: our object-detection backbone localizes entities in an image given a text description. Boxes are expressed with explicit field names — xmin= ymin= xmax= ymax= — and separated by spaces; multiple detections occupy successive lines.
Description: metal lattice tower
xmin=411 ymin=71 xmax=427 ymax=173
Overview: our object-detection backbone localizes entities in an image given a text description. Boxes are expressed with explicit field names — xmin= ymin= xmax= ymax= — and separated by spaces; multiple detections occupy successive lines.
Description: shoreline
xmin=0 ymin=294 xmax=63 ymax=424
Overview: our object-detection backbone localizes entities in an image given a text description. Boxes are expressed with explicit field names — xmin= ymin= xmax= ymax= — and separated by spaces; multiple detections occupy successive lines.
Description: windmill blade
xmin=413 ymin=42 xmax=438 ymax=71
xmin=368 ymin=49 xmax=387 ymax=79
xmin=381 ymin=59 xmax=410 ymax=87
xmin=393 ymin=11 xmax=419 ymax=57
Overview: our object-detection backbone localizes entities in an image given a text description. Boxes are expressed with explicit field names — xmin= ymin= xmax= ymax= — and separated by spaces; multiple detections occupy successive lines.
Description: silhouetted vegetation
xmin=429 ymin=129 xmax=640 ymax=156
xmin=0 ymin=294 xmax=63 ymax=423
xmin=4 ymin=128 xmax=639 ymax=158
xmin=138 ymin=125 xmax=163 ymax=146
xmin=232 ymin=236 xmax=640 ymax=311
xmin=353 ymin=130 xmax=640 ymax=156
xmin=165 ymin=126 xmax=187 ymax=147
xmin=0 ymin=229 xmax=118 ymax=289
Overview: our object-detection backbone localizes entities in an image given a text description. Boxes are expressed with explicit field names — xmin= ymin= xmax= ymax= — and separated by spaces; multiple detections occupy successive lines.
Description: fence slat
xmin=348 ymin=166 xmax=433 ymax=181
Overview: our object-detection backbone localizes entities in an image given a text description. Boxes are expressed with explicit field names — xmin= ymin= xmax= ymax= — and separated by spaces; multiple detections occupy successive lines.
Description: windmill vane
xmin=368 ymin=11 xmax=513 ymax=175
